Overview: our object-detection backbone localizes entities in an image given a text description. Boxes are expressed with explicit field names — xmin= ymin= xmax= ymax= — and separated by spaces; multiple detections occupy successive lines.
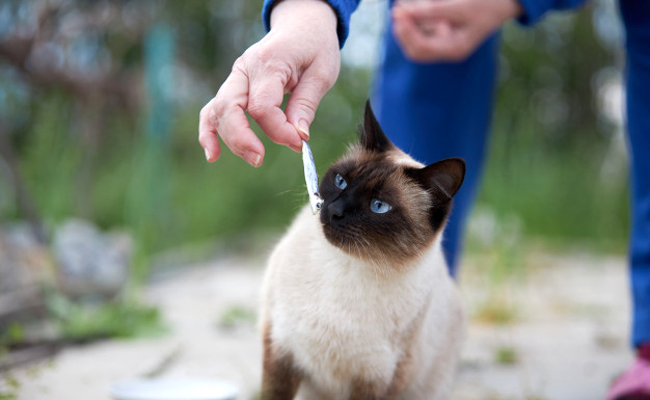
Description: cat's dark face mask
xmin=318 ymin=101 xmax=465 ymax=267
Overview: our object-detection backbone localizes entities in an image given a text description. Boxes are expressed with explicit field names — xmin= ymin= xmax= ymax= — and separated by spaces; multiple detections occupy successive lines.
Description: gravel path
xmin=7 ymin=250 xmax=633 ymax=400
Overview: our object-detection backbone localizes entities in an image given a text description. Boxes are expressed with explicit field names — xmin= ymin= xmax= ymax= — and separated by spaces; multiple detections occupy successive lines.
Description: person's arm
xmin=263 ymin=0 xmax=362 ymax=47
xmin=391 ymin=0 xmax=589 ymax=63
xmin=199 ymin=0 xmax=358 ymax=167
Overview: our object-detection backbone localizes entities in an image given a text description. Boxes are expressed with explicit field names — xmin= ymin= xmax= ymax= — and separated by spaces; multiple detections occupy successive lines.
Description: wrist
xmin=270 ymin=0 xmax=338 ymax=33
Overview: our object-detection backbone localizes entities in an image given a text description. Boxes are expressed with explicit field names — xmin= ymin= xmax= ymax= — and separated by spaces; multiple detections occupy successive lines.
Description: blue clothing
xmin=261 ymin=0 xmax=650 ymax=347
xmin=620 ymin=0 xmax=650 ymax=348
xmin=372 ymin=28 xmax=500 ymax=273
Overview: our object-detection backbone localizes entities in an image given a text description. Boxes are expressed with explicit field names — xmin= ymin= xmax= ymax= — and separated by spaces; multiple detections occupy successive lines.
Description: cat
xmin=259 ymin=101 xmax=466 ymax=400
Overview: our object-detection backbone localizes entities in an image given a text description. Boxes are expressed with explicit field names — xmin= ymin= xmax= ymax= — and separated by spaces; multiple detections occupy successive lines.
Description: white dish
xmin=110 ymin=378 xmax=239 ymax=400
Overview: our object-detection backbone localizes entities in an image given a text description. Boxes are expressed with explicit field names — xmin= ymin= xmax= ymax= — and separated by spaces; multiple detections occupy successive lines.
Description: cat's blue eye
xmin=370 ymin=199 xmax=392 ymax=214
xmin=334 ymin=174 xmax=347 ymax=190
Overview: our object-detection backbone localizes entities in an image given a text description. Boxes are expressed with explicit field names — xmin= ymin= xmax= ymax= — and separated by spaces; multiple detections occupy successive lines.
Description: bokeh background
xmin=0 ymin=0 xmax=631 ymax=398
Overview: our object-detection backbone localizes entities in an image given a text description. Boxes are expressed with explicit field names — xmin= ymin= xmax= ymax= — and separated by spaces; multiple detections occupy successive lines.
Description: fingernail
xmin=245 ymin=151 xmax=262 ymax=168
xmin=297 ymin=120 xmax=310 ymax=139
xmin=204 ymin=147 xmax=212 ymax=162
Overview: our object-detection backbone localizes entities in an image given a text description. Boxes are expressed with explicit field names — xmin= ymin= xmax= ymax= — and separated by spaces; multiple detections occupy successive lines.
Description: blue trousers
xmin=373 ymin=2 xmax=650 ymax=347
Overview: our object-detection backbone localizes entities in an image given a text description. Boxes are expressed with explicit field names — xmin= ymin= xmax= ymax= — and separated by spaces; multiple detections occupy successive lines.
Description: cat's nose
xmin=328 ymin=200 xmax=345 ymax=222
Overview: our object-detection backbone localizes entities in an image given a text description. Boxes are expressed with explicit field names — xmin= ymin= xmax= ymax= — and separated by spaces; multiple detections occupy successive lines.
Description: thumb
xmin=285 ymin=69 xmax=337 ymax=141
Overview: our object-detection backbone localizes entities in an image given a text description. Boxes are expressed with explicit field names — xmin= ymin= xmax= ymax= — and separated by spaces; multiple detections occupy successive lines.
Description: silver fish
xmin=302 ymin=140 xmax=324 ymax=214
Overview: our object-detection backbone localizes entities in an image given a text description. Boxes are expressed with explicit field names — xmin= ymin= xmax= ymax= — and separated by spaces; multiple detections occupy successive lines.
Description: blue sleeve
xmin=516 ymin=0 xmax=590 ymax=25
xmin=262 ymin=0 xmax=362 ymax=47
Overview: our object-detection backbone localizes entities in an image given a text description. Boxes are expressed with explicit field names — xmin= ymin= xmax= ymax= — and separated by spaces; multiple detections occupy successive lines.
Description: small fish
xmin=302 ymin=140 xmax=324 ymax=214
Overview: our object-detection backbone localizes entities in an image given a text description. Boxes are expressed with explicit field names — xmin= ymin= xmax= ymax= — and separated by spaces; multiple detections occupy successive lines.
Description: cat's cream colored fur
xmin=260 ymin=204 xmax=465 ymax=400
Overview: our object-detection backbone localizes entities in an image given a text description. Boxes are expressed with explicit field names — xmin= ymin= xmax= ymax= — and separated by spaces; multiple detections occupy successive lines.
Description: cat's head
xmin=319 ymin=101 xmax=465 ymax=266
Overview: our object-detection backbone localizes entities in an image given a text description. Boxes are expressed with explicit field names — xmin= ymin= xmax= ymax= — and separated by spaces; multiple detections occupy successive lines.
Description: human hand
xmin=392 ymin=0 xmax=522 ymax=63
xmin=199 ymin=0 xmax=340 ymax=167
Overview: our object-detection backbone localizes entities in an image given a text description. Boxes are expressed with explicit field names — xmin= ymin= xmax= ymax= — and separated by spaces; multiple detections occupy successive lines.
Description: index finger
xmin=205 ymin=67 xmax=266 ymax=167
xmin=247 ymin=71 xmax=304 ymax=153
xmin=198 ymin=100 xmax=222 ymax=162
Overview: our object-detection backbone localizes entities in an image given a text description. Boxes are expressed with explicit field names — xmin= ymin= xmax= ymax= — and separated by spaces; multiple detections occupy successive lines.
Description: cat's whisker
xmin=354 ymin=240 xmax=363 ymax=259
xmin=370 ymin=259 xmax=381 ymax=286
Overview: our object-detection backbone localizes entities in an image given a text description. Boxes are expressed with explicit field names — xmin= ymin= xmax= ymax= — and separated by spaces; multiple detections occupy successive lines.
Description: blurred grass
xmin=218 ymin=305 xmax=257 ymax=330
xmin=46 ymin=292 xmax=165 ymax=341
xmin=495 ymin=346 xmax=519 ymax=365
xmin=4 ymin=63 xmax=630 ymax=282
xmin=477 ymin=111 xmax=629 ymax=254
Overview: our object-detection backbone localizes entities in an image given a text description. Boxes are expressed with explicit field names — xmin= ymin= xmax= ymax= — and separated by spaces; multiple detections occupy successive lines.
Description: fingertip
xmin=289 ymin=143 xmax=303 ymax=153
xmin=204 ymin=144 xmax=221 ymax=163
xmin=281 ymin=124 xmax=304 ymax=152
xmin=294 ymin=120 xmax=310 ymax=141
xmin=200 ymin=132 xmax=221 ymax=162
xmin=244 ymin=151 xmax=264 ymax=168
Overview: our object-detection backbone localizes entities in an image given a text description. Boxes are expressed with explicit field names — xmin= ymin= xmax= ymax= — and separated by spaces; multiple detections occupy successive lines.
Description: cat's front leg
xmin=261 ymin=323 xmax=302 ymax=400
xmin=346 ymin=379 xmax=398 ymax=400
xmin=346 ymin=353 xmax=412 ymax=400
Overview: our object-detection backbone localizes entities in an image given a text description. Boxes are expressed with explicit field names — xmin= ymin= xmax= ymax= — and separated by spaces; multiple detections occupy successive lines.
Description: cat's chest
xmin=277 ymin=264 xmax=414 ymax=333
xmin=267 ymin=243 xmax=436 ymax=384
xmin=272 ymin=237 xmax=431 ymax=319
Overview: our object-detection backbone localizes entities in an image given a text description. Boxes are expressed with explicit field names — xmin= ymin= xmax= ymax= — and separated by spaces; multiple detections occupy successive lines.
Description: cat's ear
xmin=408 ymin=158 xmax=466 ymax=205
xmin=360 ymin=100 xmax=394 ymax=153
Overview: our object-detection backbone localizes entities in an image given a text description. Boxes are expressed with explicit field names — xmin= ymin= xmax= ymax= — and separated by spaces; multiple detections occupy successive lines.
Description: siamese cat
xmin=260 ymin=102 xmax=466 ymax=400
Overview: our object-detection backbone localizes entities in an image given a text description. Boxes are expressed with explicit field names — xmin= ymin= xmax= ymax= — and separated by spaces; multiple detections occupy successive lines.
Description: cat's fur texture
xmin=260 ymin=102 xmax=466 ymax=400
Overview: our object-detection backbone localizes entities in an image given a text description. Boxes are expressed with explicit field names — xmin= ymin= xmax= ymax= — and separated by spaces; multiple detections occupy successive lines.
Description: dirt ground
xmin=5 ymin=248 xmax=633 ymax=400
